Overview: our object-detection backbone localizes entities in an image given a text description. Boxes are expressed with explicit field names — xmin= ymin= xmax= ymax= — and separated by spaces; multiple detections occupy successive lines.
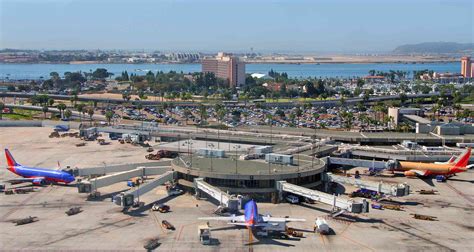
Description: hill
xmin=393 ymin=42 xmax=473 ymax=54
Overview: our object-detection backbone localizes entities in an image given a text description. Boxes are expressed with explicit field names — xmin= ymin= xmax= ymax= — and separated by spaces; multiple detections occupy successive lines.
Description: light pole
xmin=177 ymin=134 xmax=180 ymax=157
xmin=233 ymin=144 xmax=240 ymax=174
xmin=208 ymin=143 xmax=214 ymax=172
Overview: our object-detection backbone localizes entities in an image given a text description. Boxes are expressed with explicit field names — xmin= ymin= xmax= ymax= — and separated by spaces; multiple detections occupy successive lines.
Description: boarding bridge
xmin=70 ymin=160 xmax=171 ymax=177
xmin=327 ymin=157 xmax=392 ymax=169
xmin=276 ymin=181 xmax=369 ymax=214
xmin=113 ymin=171 xmax=176 ymax=208
xmin=324 ymin=173 xmax=410 ymax=197
xmin=194 ymin=178 xmax=240 ymax=211
xmin=77 ymin=166 xmax=171 ymax=193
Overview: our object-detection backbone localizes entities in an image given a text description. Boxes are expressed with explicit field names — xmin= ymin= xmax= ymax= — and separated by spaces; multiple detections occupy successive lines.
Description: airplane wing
xmin=262 ymin=216 xmax=306 ymax=223
xmin=198 ymin=215 xmax=245 ymax=223
xmin=4 ymin=177 xmax=45 ymax=185
xmin=408 ymin=170 xmax=431 ymax=176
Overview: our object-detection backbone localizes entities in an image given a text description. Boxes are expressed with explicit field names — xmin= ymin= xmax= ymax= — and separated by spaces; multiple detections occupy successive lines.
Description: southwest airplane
xmin=199 ymin=199 xmax=305 ymax=229
xmin=4 ymin=149 xmax=75 ymax=185
xmin=397 ymin=148 xmax=471 ymax=178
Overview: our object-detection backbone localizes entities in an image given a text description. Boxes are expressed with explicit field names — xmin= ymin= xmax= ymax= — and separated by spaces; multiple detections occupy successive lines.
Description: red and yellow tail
xmin=452 ymin=148 xmax=471 ymax=173
xmin=5 ymin=149 xmax=19 ymax=167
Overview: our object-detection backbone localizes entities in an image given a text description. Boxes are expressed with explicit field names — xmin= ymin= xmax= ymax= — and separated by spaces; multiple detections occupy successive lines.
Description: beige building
xmin=202 ymin=52 xmax=245 ymax=87
xmin=461 ymin=56 xmax=472 ymax=78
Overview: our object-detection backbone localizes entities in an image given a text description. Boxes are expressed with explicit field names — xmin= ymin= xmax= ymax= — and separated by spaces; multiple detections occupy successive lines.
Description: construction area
xmin=0 ymin=126 xmax=473 ymax=251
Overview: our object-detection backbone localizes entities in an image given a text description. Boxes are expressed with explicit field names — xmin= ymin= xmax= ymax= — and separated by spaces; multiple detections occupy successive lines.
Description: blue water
xmin=0 ymin=62 xmax=460 ymax=80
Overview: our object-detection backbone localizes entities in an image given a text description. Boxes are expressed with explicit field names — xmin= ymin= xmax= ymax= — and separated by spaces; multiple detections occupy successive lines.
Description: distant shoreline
xmin=0 ymin=60 xmax=458 ymax=65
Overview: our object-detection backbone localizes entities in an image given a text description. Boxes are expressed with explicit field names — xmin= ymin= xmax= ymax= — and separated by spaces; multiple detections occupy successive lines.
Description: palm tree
xmin=183 ymin=108 xmax=192 ymax=125
xmin=42 ymin=105 xmax=49 ymax=119
xmin=359 ymin=113 xmax=368 ymax=130
xmin=76 ymin=103 xmax=85 ymax=122
xmin=57 ymin=103 xmax=66 ymax=119
xmin=340 ymin=110 xmax=354 ymax=131
xmin=137 ymin=103 xmax=143 ymax=118
xmin=338 ymin=96 xmax=346 ymax=108
xmin=87 ymin=107 xmax=94 ymax=126
xmin=217 ymin=108 xmax=226 ymax=125
xmin=453 ymin=104 xmax=462 ymax=119
xmin=431 ymin=105 xmax=438 ymax=120
xmin=198 ymin=104 xmax=207 ymax=126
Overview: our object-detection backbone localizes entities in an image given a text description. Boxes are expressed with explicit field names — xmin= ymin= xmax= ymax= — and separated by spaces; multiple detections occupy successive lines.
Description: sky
xmin=0 ymin=0 xmax=472 ymax=53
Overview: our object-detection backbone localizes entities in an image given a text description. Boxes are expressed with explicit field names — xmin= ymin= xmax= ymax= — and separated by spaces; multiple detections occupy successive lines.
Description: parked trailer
xmin=265 ymin=154 xmax=294 ymax=165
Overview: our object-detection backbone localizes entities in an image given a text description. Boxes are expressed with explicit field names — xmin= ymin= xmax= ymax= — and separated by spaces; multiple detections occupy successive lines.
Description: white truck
xmin=198 ymin=225 xmax=211 ymax=245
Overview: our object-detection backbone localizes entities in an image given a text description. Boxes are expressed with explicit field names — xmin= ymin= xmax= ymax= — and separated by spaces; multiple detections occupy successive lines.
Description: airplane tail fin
xmin=453 ymin=148 xmax=471 ymax=169
xmin=5 ymin=149 xmax=19 ymax=167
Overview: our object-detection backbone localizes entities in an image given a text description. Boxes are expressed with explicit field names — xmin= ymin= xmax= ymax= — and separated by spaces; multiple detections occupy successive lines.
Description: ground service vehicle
xmin=198 ymin=225 xmax=211 ymax=245
xmin=286 ymin=195 xmax=299 ymax=204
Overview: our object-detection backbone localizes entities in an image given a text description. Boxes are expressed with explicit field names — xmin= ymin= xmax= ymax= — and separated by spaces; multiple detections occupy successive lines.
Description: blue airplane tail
xmin=5 ymin=149 xmax=19 ymax=167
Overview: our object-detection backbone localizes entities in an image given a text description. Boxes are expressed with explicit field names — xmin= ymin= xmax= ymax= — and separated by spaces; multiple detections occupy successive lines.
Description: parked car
xmin=286 ymin=195 xmax=299 ymax=204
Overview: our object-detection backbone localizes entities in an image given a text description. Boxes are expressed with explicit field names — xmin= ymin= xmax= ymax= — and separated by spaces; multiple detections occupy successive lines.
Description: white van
xmin=286 ymin=195 xmax=299 ymax=204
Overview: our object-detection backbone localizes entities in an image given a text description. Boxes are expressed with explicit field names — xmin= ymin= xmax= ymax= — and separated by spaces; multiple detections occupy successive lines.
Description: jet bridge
xmin=113 ymin=171 xmax=176 ymax=208
xmin=324 ymin=173 xmax=410 ymax=197
xmin=276 ymin=181 xmax=369 ymax=214
xmin=70 ymin=160 xmax=171 ymax=177
xmin=194 ymin=178 xmax=240 ymax=211
xmin=327 ymin=157 xmax=393 ymax=170
xmin=77 ymin=166 xmax=171 ymax=193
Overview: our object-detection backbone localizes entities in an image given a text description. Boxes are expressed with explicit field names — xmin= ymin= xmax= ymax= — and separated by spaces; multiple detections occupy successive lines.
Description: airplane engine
xmin=404 ymin=171 xmax=417 ymax=177
xmin=32 ymin=178 xmax=46 ymax=185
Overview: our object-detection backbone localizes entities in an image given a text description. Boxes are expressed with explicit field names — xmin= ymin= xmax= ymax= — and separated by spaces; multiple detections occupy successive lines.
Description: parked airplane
xmin=198 ymin=199 xmax=305 ymax=229
xmin=397 ymin=148 xmax=471 ymax=178
xmin=4 ymin=149 xmax=75 ymax=185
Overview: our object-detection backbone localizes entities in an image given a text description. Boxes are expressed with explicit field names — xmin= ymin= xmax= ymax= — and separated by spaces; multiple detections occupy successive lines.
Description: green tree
xmin=57 ymin=103 xmax=67 ymax=119
xmin=136 ymin=103 xmax=143 ymax=118
xmin=183 ymin=108 xmax=192 ymax=125
xmin=64 ymin=109 xmax=72 ymax=120
xmin=42 ymin=105 xmax=49 ymax=119
xmin=338 ymin=96 xmax=346 ymax=108
xmin=76 ymin=103 xmax=85 ymax=122
xmin=87 ymin=107 xmax=94 ymax=125
xmin=92 ymin=68 xmax=113 ymax=79
xmin=0 ymin=102 xmax=4 ymax=120
xmin=105 ymin=110 xmax=114 ymax=124
xmin=217 ymin=108 xmax=226 ymax=124
xmin=399 ymin=93 xmax=408 ymax=104
xmin=198 ymin=104 xmax=208 ymax=126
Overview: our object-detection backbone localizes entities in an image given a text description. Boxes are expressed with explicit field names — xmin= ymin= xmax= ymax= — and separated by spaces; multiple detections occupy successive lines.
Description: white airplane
xmin=198 ymin=200 xmax=305 ymax=229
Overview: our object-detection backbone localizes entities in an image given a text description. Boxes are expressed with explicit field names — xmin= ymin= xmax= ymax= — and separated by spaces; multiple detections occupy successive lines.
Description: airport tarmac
xmin=0 ymin=127 xmax=155 ymax=176
xmin=0 ymin=127 xmax=473 ymax=251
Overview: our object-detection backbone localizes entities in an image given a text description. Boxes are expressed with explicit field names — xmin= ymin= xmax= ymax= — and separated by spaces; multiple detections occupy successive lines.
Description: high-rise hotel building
xmin=202 ymin=52 xmax=245 ymax=87
xmin=461 ymin=56 xmax=473 ymax=78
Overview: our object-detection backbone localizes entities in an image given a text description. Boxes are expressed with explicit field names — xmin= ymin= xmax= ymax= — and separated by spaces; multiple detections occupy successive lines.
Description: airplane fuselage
xmin=8 ymin=165 xmax=75 ymax=184
xmin=397 ymin=162 xmax=459 ymax=175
